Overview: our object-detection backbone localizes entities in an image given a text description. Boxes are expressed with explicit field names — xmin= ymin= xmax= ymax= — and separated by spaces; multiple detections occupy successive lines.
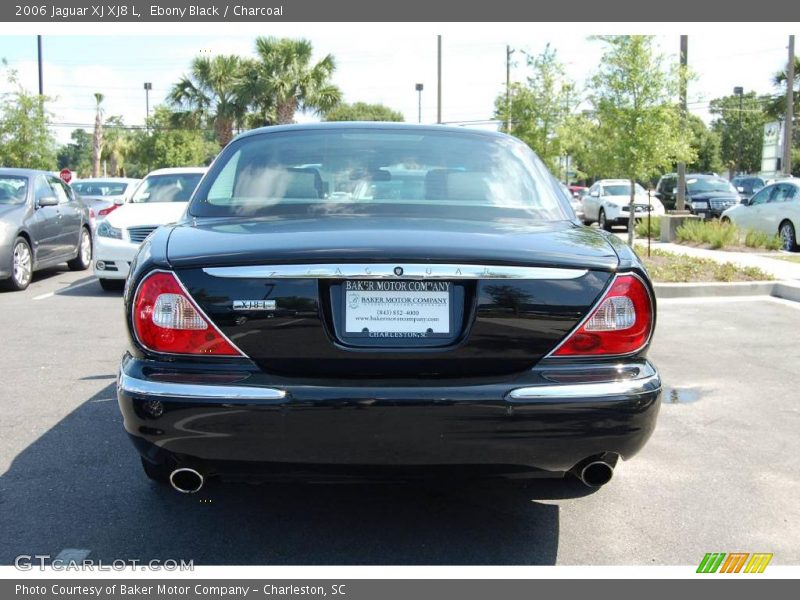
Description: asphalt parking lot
xmin=1 ymin=268 xmax=799 ymax=566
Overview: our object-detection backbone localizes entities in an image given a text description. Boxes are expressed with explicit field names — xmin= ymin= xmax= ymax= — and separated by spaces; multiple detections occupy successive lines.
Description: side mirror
xmin=740 ymin=198 xmax=750 ymax=207
xmin=113 ymin=197 xmax=125 ymax=206
xmin=38 ymin=196 xmax=58 ymax=208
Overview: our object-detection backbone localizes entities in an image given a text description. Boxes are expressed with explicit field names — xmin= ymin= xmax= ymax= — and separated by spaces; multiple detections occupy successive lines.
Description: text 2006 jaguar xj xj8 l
xmin=117 ymin=123 xmax=660 ymax=493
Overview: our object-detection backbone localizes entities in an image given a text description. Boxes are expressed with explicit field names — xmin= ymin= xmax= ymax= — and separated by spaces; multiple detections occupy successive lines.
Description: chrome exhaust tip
xmin=169 ymin=467 xmax=204 ymax=494
xmin=579 ymin=460 xmax=614 ymax=487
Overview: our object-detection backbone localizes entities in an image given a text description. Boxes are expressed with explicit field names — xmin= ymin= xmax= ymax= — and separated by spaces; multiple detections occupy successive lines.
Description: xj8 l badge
xmin=233 ymin=300 xmax=276 ymax=311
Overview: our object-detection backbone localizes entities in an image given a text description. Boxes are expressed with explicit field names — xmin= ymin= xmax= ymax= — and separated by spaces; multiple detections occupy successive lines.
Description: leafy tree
xmin=57 ymin=129 xmax=92 ymax=176
xmin=91 ymin=93 xmax=104 ymax=177
xmin=493 ymin=45 xmax=575 ymax=173
xmin=102 ymin=116 xmax=132 ymax=177
xmin=169 ymin=54 xmax=247 ymax=147
xmin=685 ymin=113 xmax=722 ymax=174
xmin=587 ymin=35 xmax=694 ymax=244
xmin=709 ymin=92 xmax=770 ymax=175
xmin=127 ymin=106 xmax=217 ymax=174
xmin=323 ymin=102 xmax=403 ymax=122
xmin=249 ymin=37 xmax=341 ymax=125
xmin=0 ymin=64 xmax=56 ymax=169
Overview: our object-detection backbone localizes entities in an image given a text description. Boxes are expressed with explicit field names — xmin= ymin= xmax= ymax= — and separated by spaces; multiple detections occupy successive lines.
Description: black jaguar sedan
xmin=117 ymin=123 xmax=661 ymax=493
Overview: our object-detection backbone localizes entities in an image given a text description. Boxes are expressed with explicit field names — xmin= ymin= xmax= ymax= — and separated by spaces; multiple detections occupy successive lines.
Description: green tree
xmin=248 ymin=37 xmax=342 ymax=125
xmin=127 ymin=106 xmax=217 ymax=174
xmin=57 ymin=129 xmax=92 ymax=176
xmin=102 ymin=116 xmax=132 ymax=177
xmin=493 ymin=45 xmax=575 ymax=173
xmin=588 ymin=35 xmax=694 ymax=244
xmin=685 ymin=113 xmax=722 ymax=173
xmin=709 ymin=92 xmax=770 ymax=175
xmin=0 ymin=65 xmax=56 ymax=169
xmin=323 ymin=102 xmax=403 ymax=122
xmin=169 ymin=54 xmax=247 ymax=147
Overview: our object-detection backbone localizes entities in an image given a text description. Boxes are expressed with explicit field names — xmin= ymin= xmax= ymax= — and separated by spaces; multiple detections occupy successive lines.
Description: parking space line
xmin=54 ymin=548 xmax=91 ymax=562
xmin=33 ymin=278 xmax=98 ymax=300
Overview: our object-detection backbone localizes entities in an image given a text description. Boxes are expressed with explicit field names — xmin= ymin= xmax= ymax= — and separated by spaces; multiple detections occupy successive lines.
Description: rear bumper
xmin=117 ymin=355 xmax=661 ymax=478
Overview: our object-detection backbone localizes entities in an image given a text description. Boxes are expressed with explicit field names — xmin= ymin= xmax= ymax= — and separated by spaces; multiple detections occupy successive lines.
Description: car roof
xmin=596 ymin=179 xmax=634 ymax=185
xmin=145 ymin=167 xmax=208 ymax=176
xmin=232 ymin=121 xmax=513 ymax=143
xmin=0 ymin=168 xmax=48 ymax=177
xmin=73 ymin=177 xmax=141 ymax=184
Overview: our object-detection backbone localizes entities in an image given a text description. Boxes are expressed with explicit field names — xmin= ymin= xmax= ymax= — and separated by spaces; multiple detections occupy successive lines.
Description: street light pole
xmin=143 ymin=82 xmax=152 ymax=130
xmin=676 ymin=35 xmax=688 ymax=212
xmin=506 ymin=45 xmax=515 ymax=133
xmin=415 ymin=83 xmax=423 ymax=123
xmin=437 ymin=35 xmax=442 ymax=124
xmin=36 ymin=35 xmax=43 ymax=97
xmin=734 ymin=86 xmax=744 ymax=176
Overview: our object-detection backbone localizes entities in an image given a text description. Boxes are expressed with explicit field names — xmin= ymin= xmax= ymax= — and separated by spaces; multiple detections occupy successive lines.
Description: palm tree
xmin=250 ymin=37 xmax=342 ymax=125
xmin=92 ymin=93 xmax=104 ymax=177
xmin=168 ymin=55 xmax=246 ymax=147
xmin=766 ymin=56 xmax=800 ymax=120
xmin=102 ymin=116 xmax=130 ymax=177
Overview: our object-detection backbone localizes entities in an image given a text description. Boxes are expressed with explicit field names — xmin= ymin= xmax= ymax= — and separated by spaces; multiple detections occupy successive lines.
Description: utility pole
xmin=437 ymin=35 xmax=442 ymax=124
xmin=676 ymin=35 xmax=688 ymax=212
xmin=734 ymin=86 xmax=744 ymax=175
xmin=506 ymin=45 xmax=515 ymax=133
xmin=783 ymin=35 xmax=795 ymax=177
xmin=36 ymin=35 xmax=43 ymax=96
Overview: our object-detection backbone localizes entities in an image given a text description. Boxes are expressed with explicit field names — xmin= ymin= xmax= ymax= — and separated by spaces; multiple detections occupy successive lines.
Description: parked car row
xmin=722 ymin=179 xmax=800 ymax=251
xmin=0 ymin=166 xmax=208 ymax=291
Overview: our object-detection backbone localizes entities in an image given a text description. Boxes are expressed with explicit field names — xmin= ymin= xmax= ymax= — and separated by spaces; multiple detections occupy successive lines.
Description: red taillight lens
xmin=98 ymin=204 xmax=119 ymax=216
xmin=552 ymin=274 xmax=653 ymax=356
xmin=132 ymin=271 xmax=241 ymax=356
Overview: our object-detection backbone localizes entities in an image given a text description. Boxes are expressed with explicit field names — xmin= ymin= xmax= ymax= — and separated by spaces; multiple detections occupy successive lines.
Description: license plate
xmin=344 ymin=280 xmax=451 ymax=336
xmin=698 ymin=212 xmax=707 ymax=219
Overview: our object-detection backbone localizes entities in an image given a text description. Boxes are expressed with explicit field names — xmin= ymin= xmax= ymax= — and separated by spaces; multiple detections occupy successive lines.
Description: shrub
xmin=634 ymin=216 xmax=661 ymax=239
xmin=745 ymin=229 xmax=781 ymax=251
xmin=676 ymin=219 xmax=739 ymax=249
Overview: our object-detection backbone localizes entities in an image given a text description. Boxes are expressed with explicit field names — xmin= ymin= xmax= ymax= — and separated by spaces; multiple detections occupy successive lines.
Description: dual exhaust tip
xmin=169 ymin=467 xmax=204 ymax=494
xmin=577 ymin=459 xmax=615 ymax=487
xmin=167 ymin=460 xmax=615 ymax=493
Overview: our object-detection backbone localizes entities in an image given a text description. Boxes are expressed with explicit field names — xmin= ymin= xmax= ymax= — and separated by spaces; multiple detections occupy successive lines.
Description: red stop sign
xmin=59 ymin=168 xmax=73 ymax=184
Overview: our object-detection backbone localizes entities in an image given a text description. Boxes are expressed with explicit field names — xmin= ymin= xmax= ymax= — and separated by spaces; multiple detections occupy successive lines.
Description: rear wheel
xmin=67 ymin=227 xmax=92 ymax=271
xmin=98 ymin=278 xmax=124 ymax=291
xmin=779 ymin=221 xmax=797 ymax=252
xmin=2 ymin=237 xmax=33 ymax=291
xmin=598 ymin=209 xmax=612 ymax=231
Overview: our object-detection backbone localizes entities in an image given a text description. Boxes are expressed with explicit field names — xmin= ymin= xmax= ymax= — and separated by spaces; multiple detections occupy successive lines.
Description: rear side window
xmin=0 ymin=176 xmax=28 ymax=205
xmin=191 ymin=128 xmax=569 ymax=222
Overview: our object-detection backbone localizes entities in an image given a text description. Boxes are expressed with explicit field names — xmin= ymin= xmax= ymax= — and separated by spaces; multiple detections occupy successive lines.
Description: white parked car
xmin=71 ymin=177 xmax=142 ymax=230
xmin=721 ymin=180 xmax=800 ymax=251
xmin=93 ymin=167 xmax=207 ymax=290
xmin=582 ymin=179 xmax=664 ymax=231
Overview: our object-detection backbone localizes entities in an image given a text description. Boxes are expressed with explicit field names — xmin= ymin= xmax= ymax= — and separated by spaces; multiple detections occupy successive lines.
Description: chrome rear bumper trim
xmin=202 ymin=263 xmax=587 ymax=280
xmin=507 ymin=365 xmax=660 ymax=401
xmin=117 ymin=372 xmax=287 ymax=401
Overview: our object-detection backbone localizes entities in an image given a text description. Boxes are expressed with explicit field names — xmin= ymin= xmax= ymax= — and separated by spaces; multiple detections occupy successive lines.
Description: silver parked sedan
xmin=0 ymin=168 xmax=93 ymax=291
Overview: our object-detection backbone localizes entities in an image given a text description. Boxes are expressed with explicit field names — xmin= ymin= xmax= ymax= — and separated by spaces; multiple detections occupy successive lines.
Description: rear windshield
xmin=0 ymin=176 xmax=28 ymax=205
xmin=190 ymin=128 xmax=569 ymax=221
xmin=72 ymin=181 xmax=130 ymax=196
xmin=132 ymin=173 xmax=203 ymax=203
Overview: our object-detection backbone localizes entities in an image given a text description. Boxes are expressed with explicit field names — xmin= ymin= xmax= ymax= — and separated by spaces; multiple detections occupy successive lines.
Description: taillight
xmin=132 ymin=271 xmax=241 ymax=356
xmin=552 ymin=274 xmax=653 ymax=356
xmin=98 ymin=204 xmax=118 ymax=216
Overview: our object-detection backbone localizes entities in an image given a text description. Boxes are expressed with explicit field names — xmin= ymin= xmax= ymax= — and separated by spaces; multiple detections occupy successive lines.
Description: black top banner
xmin=4 ymin=0 xmax=800 ymax=22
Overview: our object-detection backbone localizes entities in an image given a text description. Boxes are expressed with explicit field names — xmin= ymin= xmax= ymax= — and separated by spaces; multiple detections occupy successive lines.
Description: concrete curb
xmin=654 ymin=280 xmax=800 ymax=301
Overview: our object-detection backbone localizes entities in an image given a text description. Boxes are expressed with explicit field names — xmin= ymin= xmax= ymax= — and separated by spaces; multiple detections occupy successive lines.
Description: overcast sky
xmin=0 ymin=23 xmax=795 ymax=145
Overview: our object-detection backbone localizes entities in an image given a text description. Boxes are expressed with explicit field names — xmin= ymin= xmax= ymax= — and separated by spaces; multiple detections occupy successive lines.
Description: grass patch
xmin=634 ymin=246 xmax=773 ymax=283
xmin=672 ymin=219 xmax=783 ymax=251
xmin=634 ymin=216 xmax=660 ymax=239
xmin=771 ymin=254 xmax=800 ymax=263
